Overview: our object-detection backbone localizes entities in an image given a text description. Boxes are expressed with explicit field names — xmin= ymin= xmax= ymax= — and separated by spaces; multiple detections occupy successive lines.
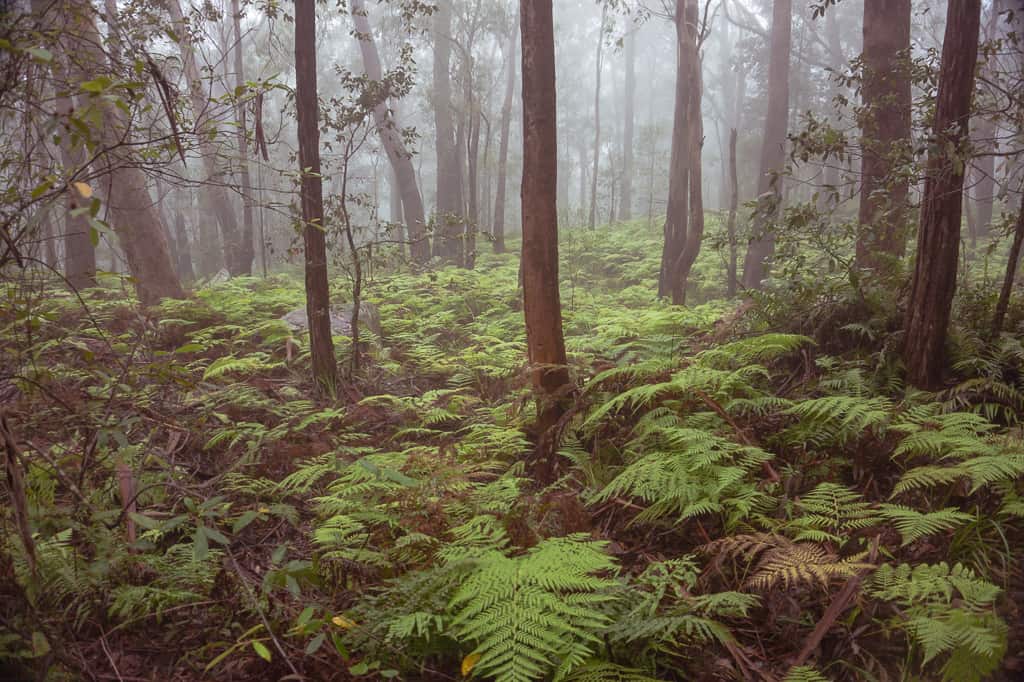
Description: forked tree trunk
xmin=904 ymin=0 xmax=981 ymax=389
xmin=350 ymin=0 xmax=430 ymax=264
xmin=740 ymin=0 xmax=791 ymax=290
xmin=855 ymin=0 xmax=911 ymax=272
xmin=65 ymin=0 xmax=182 ymax=304
xmin=432 ymin=1 xmax=466 ymax=265
xmin=588 ymin=1 xmax=608 ymax=230
xmin=295 ymin=0 xmax=338 ymax=394
xmin=167 ymin=0 xmax=247 ymax=275
xmin=620 ymin=26 xmax=636 ymax=222
xmin=520 ymin=0 xmax=570 ymax=481
xmin=492 ymin=21 xmax=517 ymax=254
xmin=231 ymin=0 xmax=256 ymax=273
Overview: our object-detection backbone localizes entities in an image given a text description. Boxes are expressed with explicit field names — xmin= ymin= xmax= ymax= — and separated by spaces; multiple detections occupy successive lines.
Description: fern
xmin=876 ymin=505 xmax=973 ymax=546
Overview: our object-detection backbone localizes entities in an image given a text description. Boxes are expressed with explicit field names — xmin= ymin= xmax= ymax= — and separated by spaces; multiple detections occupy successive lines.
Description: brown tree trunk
xmin=167 ymin=0 xmax=246 ymax=275
xmin=174 ymin=212 xmax=195 ymax=282
xmin=657 ymin=0 xmax=703 ymax=305
xmin=492 ymin=21 xmax=517 ymax=254
xmin=620 ymin=26 xmax=636 ymax=222
xmin=432 ymin=1 xmax=465 ymax=265
xmin=55 ymin=93 xmax=97 ymax=290
xmin=465 ymin=52 xmax=481 ymax=269
xmin=991 ymin=191 xmax=1024 ymax=339
xmin=726 ymin=127 xmax=739 ymax=297
xmin=740 ymin=0 xmax=791 ymax=290
xmin=588 ymin=1 xmax=608 ymax=230
xmin=64 ymin=0 xmax=182 ymax=304
xmin=231 ymin=0 xmax=255 ymax=273
xmin=855 ymin=0 xmax=911 ymax=272
xmin=295 ymin=0 xmax=338 ymax=394
xmin=520 ymin=0 xmax=570 ymax=481
xmin=350 ymin=0 xmax=430 ymax=264
xmin=903 ymin=0 xmax=981 ymax=390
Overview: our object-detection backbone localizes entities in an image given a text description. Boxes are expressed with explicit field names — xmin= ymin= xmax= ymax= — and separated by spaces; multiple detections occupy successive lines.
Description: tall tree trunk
xmin=166 ymin=0 xmax=245 ymax=276
xmin=63 ymin=0 xmax=182 ymax=304
xmin=520 ymin=0 xmax=570 ymax=482
xmin=174 ymin=212 xmax=195 ymax=282
xmin=657 ymin=0 xmax=703 ymax=305
xmin=295 ymin=0 xmax=338 ymax=394
xmin=350 ymin=0 xmax=430 ymax=263
xmin=493 ymin=25 xmax=516 ymax=254
xmin=465 ymin=51 xmax=481 ymax=269
xmin=726 ymin=127 xmax=739 ymax=297
xmin=740 ymin=0 xmax=791 ymax=290
xmin=903 ymin=0 xmax=981 ymax=390
xmin=588 ymin=1 xmax=608 ymax=230
xmin=991 ymin=191 xmax=1024 ymax=339
xmin=855 ymin=0 xmax=912 ymax=272
xmin=432 ymin=1 xmax=465 ymax=265
xmin=620 ymin=25 xmax=636 ymax=222
xmin=55 ymin=90 xmax=97 ymax=290
xmin=969 ymin=4 xmax=1000 ymax=246
xmin=231 ymin=0 xmax=255 ymax=273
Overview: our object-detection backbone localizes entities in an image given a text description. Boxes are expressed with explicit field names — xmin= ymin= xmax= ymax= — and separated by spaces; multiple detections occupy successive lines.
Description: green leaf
xmin=251 ymin=640 xmax=272 ymax=662
xmin=193 ymin=526 xmax=209 ymax=560
xmin=331 ymin=632 xmax=349 ymax=660
xmin=129 ymin=512 xmax=160 ymax=530
xmin=296 ymin=606 xmax=315 ymax=628
xmin=232 ymin=510 xmax=260 ymax=534
xmin=304 ymin=632 xmax=325 ymax=655
xmin=348 ymin=661 xmax=369 ymax=675
xmin=203 ymin=526 xmax=230 ymax=545
xmin=27 ymin=47 xmax=52 ymax=62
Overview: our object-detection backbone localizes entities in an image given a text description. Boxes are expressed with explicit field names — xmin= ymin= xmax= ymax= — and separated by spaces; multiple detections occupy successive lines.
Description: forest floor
xmin=2 ymin=222 xmax=1024 ymax=681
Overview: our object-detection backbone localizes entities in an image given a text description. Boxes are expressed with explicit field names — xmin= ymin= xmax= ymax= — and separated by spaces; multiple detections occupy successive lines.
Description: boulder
xmin=279 ymin=302 xmax=382 ymax=337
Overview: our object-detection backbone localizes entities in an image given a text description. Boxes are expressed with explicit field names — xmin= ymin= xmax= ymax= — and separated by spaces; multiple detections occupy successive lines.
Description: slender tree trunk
xmin=620 ymin=26 xmax=636 ymax=222
xmin=167 ymin=0 xmax=245 ymax=276
xmin=740 ymin=0 xmax=791 ymax=290
xmin=174 ymin=212 xmax=195 ymax=282
xmin=295 ymin=0 xmax=338 ymax=394
xmin=855 ymin=0 xmax=912 ymax=272
xmin=350 ymin=0 xmax=430 ymax=263
xmin=588 ymin=2 xmax=608 ymax=230
xmin=904 ymin=0 xmax=981 ymax=389
xmin=465 ymin=52 xmax=481 ymax=269
xmin=969 ymin=4 xmax=1001 ymax=245
xmin=521 ymin=0 xmax=570 ymax=482
xmin=231 ymin=0 xmax=255 ymax=274
xmin=991 ymin=192 xmax=1024 ymax=338
xmin=493 ymin=24 xmax=516 ymax=255
xmin=432 ymin=1 xmax=465 ymax=264
xmin=726 ymin=127 xmax=739 ymax=297
xmin=55 ymin=94 xmax=97 ymax=290
xmin=578 ymin=140 xmax=588 ymax=217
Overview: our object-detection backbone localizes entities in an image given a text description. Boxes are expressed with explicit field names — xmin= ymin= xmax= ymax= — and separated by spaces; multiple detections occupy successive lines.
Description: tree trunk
xmin=520 ymin=0 xmax=570 ymax=482
xmin=991 ymin=192 xmax=1024 ymax=339
xmin=295 ymin=0 xmax=338 ymax=394
xmin=620 ymin=26 xmax=636 ymax=222
xmin=903 ymin=0 xmax=981 ymax=390
xmin=167 ymin=0 xmax=246 ymax=276
xmin=740 ymin=0 xmax=791 ymax=290
xmin=174 ymin=212 xmax=195 ymax=282
xmin=657 ymin=0 xmax=703 ymax=305
xmin=855 ymin=0 xmax=912 ymax=272
xmin=350 ymin=0 xmax=430 ymax=264
xmin=588 ymin=2 xmax=608 ymax=230
xmin=231 ymin=0 xmax=256 ymax=273
xmin=55 ymin=93 xmax=97 ymax=290
xmin=969 ymin=4 xmax=1001 ymax=246
xmin=493 ymin=23 xmax=516 ymax=254
xmin=432 ymin=1 xmax=465 ymax=265
xmin=465 ymin=51 xmax=481 ymax=269
xmin=726 ymin=127 xmax=739 ymax=297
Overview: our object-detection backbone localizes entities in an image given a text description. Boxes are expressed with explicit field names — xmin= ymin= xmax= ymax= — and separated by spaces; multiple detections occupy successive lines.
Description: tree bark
xmin=855 ymin=0 xmax=911 ymax=272
xmin=465 ymin=50 xmax=481 ymax=269
xmin=174 ymin=212 xmax=195 ymax=282
xmin=726 ymin=127 xmax=739 ymax=297
xmin=350 ymin=0 xmax=430 ymax=264
xmin=295 ymin=0 xmax=338 ymax=394
xmin=740 ymin=0 xmax=791 ymax=290
xmin=657 ymin=0 xmax=703 ymax=305
xmin=492 ymin=21 xmax=517 ymax=254
xmin=432 ymin=1 xmax=466 ymax=265
xmin=969 ymin=4 xmax=1001 ymax=246
xmin=991 ymin=192 xmax=1024 ymax=339
xmin=588 ymin=1 xmax=608 ymax=230
xmin=520 ymin=0 xmax=570 ymax=481
xmin=904 ymin=0 xmax=981 ymax=390
xmin=166 ymin=0 xmax=246 ymax=276
xmin=55 ymin=87 xmax=97 ymax=290
xmin=620 ymin=26 xmax=636 ymax=222
xmin=231 ymin=0 xmax=256 ymax=274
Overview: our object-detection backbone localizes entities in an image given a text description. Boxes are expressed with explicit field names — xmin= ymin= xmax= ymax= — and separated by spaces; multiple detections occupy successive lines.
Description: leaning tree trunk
xmin=620 ymin=26 xmax=636 ymax=222
xmin=588 ymin=1 xmax=608 ymax=230
xmin=350 ymin=0 xmax=430 ymax=264
xmin=231 ymin=0 xmax=256 ymax=273
xmin=64 ymin=0 xmax=182 ymax=304
xmin=740 ymin=0 xmax=791 ymax=290
xmin=904 ymin=0 xmax=981 ymax=390
xmin=492 ymin=21 xmax=517 ymax=254
xmin=167 ymin=0 xmax=247 ymax=275
xmin=521 ymin=0 xmax=570 ymax=483
xmin=432 ymin=1 xmax=466 ymax=265
xmin=295 ymin=0 xmax=338 ymax=394
xmin=855 ymin=0 xmax=912 ymax=272
xmin=991 ymin=191 xmax=1024 ymax=339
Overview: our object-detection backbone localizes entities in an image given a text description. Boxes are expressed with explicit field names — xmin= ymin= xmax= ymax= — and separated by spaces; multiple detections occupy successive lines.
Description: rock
xmin=279 ymin=302 xmax=382 ymax=337
xmin=207 ymin=269 xmax=231 ymax=285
